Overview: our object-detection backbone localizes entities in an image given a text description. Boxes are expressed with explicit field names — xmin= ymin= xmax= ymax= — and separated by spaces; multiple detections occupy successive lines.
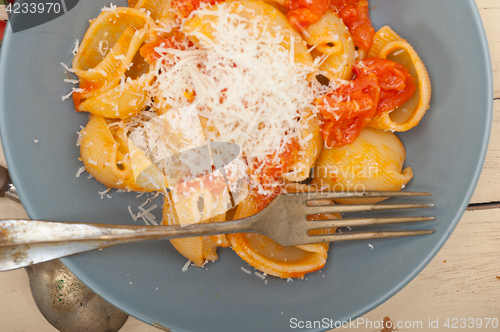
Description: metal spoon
xmin=0 ymin=165 xmax=129 ymax=332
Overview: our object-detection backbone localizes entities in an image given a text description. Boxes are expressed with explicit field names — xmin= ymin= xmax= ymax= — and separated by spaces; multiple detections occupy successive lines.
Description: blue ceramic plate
xmin=0 ymin=1 xmax=492 ymax=331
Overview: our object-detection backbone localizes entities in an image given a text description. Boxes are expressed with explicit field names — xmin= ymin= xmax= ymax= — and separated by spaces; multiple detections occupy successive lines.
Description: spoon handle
xmin=0 ymin=166 xmax=8 ymax=197
xmin=0 ymin=165 xmax=20 ymax=203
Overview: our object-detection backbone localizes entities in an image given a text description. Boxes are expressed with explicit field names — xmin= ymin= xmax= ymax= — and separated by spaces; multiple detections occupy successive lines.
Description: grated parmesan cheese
xmin=99 ymin=188 xmax=111 ymax=199
xmin=137 ymin=3 xmax=328 ymax=194
xmin=101 ymin=3 xmax=118 ymax=12
xmin=60 ymin=62 xmax=74 ymax=73
xmin=128 ymin=205 xmax=139 ymax=221
xmin=182 ymin=259 xmax=192 ymax=271
xmin=72 ymin=39 xmax=80 ymax=56
xmin=76 ymin=166 xmax=86 ymax=177
xmin=64 ymin=78 xmax=79 ymax=84
xmin=62 ymin=90 xmax=74 ymax=101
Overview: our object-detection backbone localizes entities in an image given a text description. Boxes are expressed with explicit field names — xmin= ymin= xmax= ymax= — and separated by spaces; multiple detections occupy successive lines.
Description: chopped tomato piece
xmin=253 ymin=185 xmax=282 ymax=211
xmin=139 ymin=31 xmax=193 ymax=65
xmin=250 ymin=138 xmax=301 ymax=207
xmin=317 ymin=57 xmax=416 ymax=147
xmin=317 ymin=73 xmax=380 ymax=147
xmin=286 ymin=0 xmax=331 ymax=31
xmin=171 ymin=0 xmax=224 ymax=18
xmin=252 ymin=139 xmax=300 ymax=183
xmin=331 ymin=0 xmax=375 ymax=53
xmin=353 ymin=58 xmax=416 ymax=115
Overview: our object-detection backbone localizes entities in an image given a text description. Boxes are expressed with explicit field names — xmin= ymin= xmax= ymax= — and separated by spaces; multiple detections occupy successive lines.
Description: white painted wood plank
xmin=333 ymin=208 xmax=500 ymax=332
xmin=470 ymin=1 xmax=500 ymax=204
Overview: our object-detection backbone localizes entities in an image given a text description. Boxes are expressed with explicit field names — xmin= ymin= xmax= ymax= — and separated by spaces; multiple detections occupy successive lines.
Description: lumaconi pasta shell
xmin=229 ymin=187 xmax=335 ymax=279
xmin=159 ymin=0 xmax=178 ymax=24
xmin=72 ymin=8 xmax=156 ymax=103
xmin=208 ymin=213 xmax=231 ymax=248
xmin=259 ymin=0 xmax=287 ymax=8
xmin=312 ymin=128 xmax=413 ymax=204
xmin=173 ymin=186 xmax=231 ymax=225
xmin=282 ymin=111 xmax=323 ymax=182
xmin=78 ymin=72 xmax=155 ymax=119
xmin=127 ymin=138 xmax=169 ymax=191
xmin=181 ymin=0 xmax=313 ymax=67
xmin=367 ymin=40 xmax=432 ymax=132
xmin=303 ymin=11 xmax=346 ymax=55
xmin=306 ymin=11 xmax=355 ymax=80
xmin=132 ymin=0 xmax=167 ymax=20
xmin=80 ymin=115 xmax=150 ymax=191
xmin=162 ymin=192 xmax=227 ymax=266
xmin=229 ymin=232 xmax=327 ymax=279
xmin=367 ymin=25 xmax=402 ymax=59
xmin=355 ymin=49 xmax=367 ymax=61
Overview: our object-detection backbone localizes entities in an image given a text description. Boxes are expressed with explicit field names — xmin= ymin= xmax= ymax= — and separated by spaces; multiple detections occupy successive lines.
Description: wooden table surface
xmin=0 ymin=1 xmax=499 ymax=331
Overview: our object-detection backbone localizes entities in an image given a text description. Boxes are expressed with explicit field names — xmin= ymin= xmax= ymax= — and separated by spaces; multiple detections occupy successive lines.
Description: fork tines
xmin=310 ymin=230 xmax=436 ymax=244
xmin=306 ymin=203 xmax=434 ymax=214
xmin=304 ymin=191 xmax=435 ymax=243
xmin=307 ymin=216 xmax=435 ymax=230
xmin=302 ymin=190 xmax=432 ymax=202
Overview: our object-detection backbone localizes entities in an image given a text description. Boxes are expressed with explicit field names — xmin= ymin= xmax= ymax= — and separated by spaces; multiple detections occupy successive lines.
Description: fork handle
xmin=0 ymin=218 xmax=257 ymax=246
xmin=0 ymin=218 xmax=257 ymax=271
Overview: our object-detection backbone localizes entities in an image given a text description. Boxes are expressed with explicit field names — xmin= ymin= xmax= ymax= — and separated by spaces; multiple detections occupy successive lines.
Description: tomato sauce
xmin=353 ymin=58 xmax=416 ymax=115
xmin=139 ymin=31 xmax=194 ymax=65
xmin=317 ymin=73 xmax=380 ymax=147
xmin=317 ymin=58 xmax=416 ymax=147
xmin=171 ymin=0 xmax=225 ymax=18
xmin=73 ymin=81 xmax=99 ymax=109
xmin=330 ymin=0 xmax=374 ymax=53
xmin=251 ymin=139 xmax=301 ymax=209
xmin=286 ymin=0 xmax=331 ymax=31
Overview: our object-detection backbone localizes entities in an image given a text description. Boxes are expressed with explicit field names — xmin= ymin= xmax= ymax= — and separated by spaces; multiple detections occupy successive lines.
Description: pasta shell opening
xmin=162 ymin=194 xmax=227 ymax=266
xmin=305 ymin=11 xmax=355 ymax=80
xmin=368 ymin=40 xmax=432 ymax=131
xmin=80 ymin=115 xmax=147 ymax=190
xmin=367 ymin=25 xmax=402 ymax=59
xmin=229 ymin=233 xmax=327 ymax=279
xmin=72 ymin=8 xmax=155 ymax=102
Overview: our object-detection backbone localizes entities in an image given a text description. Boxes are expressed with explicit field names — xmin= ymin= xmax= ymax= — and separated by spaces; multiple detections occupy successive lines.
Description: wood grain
xmin=470 ymin=0 xmax=500 ymax=204
xmin=342 ymin=208 xmax=500 ymax=332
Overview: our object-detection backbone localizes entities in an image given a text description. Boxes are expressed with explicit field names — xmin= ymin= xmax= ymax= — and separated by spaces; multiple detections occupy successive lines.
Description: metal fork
xmin=0 ymin=191 xmax=434 ymax=271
